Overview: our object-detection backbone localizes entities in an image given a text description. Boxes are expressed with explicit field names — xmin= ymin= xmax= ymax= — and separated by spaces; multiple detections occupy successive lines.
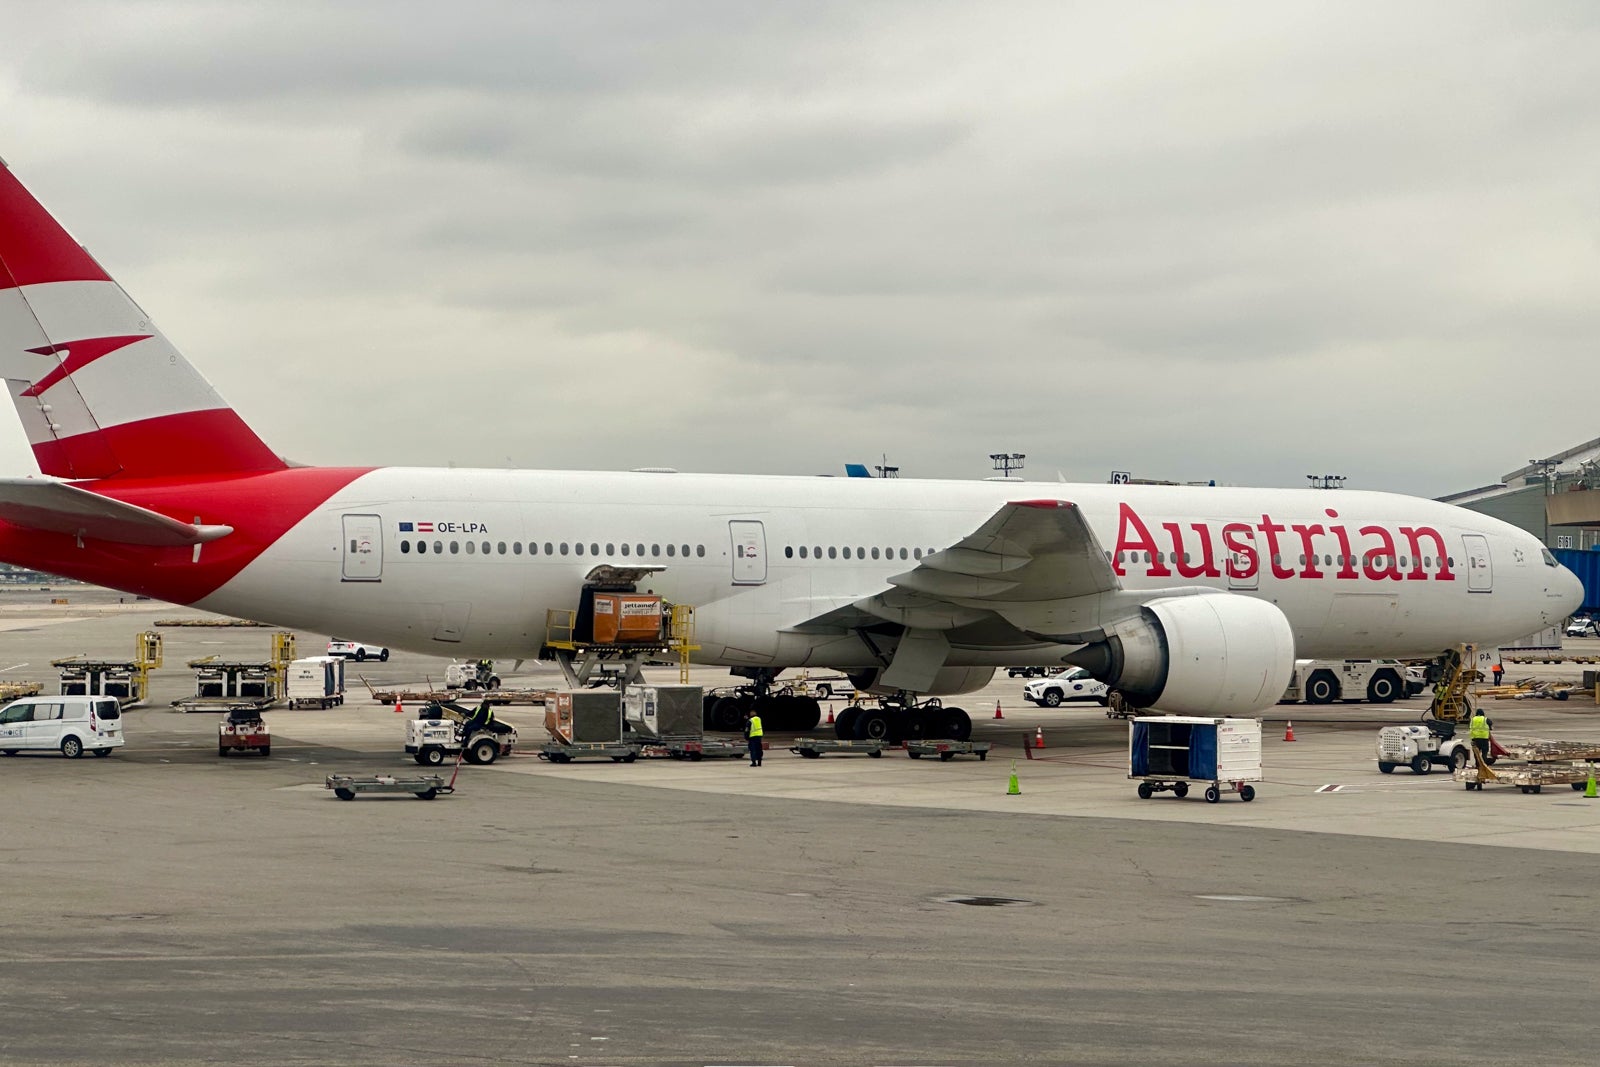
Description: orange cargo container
xmin=591 ymin=594 xmax=664 ymax=644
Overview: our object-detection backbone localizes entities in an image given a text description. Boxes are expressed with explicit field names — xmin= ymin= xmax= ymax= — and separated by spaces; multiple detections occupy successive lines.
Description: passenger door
xmin=342 ymin=514 xmax=383 ymax=582
xmin=23 ymin=701 xmax=63 ymax=750
xmin=1463 ymin=534 xmax=1492 ymax=593
xmin=729 ymin=520 xmax=767 ymax=585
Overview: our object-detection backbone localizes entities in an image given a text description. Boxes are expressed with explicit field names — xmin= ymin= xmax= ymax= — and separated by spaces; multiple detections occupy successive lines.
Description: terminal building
xmin=1440 ymin=435 xmax=1600 ymax=610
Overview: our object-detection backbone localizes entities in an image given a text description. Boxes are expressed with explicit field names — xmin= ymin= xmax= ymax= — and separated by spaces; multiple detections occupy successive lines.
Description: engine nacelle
xmin=1067 ymin=595 xmax=1294 ymax=715
xmin=849 ymin=666 xmax=996 ymax=697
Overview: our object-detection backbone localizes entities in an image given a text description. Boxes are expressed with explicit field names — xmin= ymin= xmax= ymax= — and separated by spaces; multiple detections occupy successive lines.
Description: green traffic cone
xmin=1585 ymin=767 xmax=1597 ymax=799
xmin=1006 ymin=760 xmax=1021 ymax=796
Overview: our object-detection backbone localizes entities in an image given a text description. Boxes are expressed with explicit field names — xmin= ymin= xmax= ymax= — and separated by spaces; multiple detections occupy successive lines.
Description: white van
xmin=0 ymin=695 xmax=125 ymax=758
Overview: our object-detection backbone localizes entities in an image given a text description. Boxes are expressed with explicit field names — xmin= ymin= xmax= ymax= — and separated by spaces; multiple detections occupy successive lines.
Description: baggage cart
xmin=906 ymin=739 xmax=991 ymax=761
xmin=789 ymin=738 xmax=886 ymax=759
xmin=325 ymin=773 xmax=451 ymax=800
xmin=1129 ymin=716 xmax=1262 ymax=803
xmin=538 ymin=741 xmax=642 ymax=764
xmin=656 ymin=737 xmax=745 ymax=761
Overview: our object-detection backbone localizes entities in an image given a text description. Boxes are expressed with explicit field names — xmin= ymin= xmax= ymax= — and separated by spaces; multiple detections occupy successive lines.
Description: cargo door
xmin=1463 ymin=534 xmax=1492 ymax=593
xmin=729 ymin=520 xmax=767 ymax=585
xmin=341 ymin=514 xmax=383 ymax=581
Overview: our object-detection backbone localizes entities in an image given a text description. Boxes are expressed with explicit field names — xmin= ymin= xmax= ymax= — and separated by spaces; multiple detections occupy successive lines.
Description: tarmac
xmin=3 ymin=584 xmax=1600 ymax=1065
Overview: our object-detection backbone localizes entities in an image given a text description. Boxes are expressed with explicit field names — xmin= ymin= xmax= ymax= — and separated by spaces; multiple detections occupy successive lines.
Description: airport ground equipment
xmin=326 ymin=773 xmax=452 ymax=800
xmin=1129 ymin=716 xmax=1262 ymax=803
xmin=0 ymin=681 xmax=43 ymax=705
xmin=217 ymin=707 xmax=270 ymax=757
xmin=539 ymin=741 xmax=642 ymax=763
xmin=1455 ymin=737 xmax=1600 ymax=793
xmin=829 ymin=693 xmax=972 ymax=743
xmin=545 ymin=689 xmax=624 ymax=744
xmin=365 ymin=677 xmax=551 ymax=706
xmin=445 ymin=660 xmax=501 ymax=691
xmin=405 ymin=700 xmax=516 ymax=766
xmin=623 ymin=683 xmax=704 ymax=740
xmin=651 ymin=737 xmax=745 ymax=760
xmin=543 ymin=573 xmax=699 ymax=687
xmin=1279 ymin=659 xmax=1416 ymax=704
xmin=51 ymin=630 xmax=162 ymax=707
xmin=1375 ymin=724 xmax=1477 ymax=775
xmin=172 ymin=631 xmax=296 ymax=712
xmin=906 ymin=739 xmax=991 ymax=761
xmin=789 ymin=738 xmax=886 ymax=759
xmin=286 ymin=656 xmax=346 ymax=709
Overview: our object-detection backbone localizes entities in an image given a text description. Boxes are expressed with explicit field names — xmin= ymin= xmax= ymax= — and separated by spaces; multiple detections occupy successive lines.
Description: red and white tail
xmin=0 ymin=159 xmax=284 ymax=481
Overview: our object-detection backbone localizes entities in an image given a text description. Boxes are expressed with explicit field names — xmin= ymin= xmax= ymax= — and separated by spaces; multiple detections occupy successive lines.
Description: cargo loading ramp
xmin=542 ymin=566 xmax=696 ymax=688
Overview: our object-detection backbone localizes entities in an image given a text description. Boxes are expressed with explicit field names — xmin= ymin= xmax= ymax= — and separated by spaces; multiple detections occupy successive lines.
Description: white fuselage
xmin=196 ymin=470 xmax=1579 ymax=671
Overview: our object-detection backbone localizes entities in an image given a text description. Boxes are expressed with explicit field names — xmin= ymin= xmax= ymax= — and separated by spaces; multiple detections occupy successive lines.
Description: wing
xmin=786 ymin=499 xmax=1150 ymax=646
xmin=0 ymin=478 xmax=233 ymax=546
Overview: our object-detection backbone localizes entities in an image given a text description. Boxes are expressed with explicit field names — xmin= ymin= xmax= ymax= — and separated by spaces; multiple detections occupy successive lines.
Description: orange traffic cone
xmin=993 ymin=700 xmax=1004 ymax=720
xmin=393 ymin=698 xmax=404 ymax=715
xmin=1284 ymin=721 xmax=1296 ymax=742
xmin=1034 ymin=726 xmax=1045 ymax=749
xmin=825 ymin=704 xmax=835 ymax=724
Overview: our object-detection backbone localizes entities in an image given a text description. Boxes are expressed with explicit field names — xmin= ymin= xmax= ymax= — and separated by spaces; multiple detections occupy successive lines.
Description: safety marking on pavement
xmin=1315 ymin=784 xmax=1349 ymax=792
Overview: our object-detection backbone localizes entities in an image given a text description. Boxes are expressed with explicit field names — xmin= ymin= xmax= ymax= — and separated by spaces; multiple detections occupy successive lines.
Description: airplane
xmin=0 ymin=157 xmax=1584 ymax=744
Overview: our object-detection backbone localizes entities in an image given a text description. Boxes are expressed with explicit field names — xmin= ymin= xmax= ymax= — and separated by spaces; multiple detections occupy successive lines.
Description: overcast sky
xmin=2 ymin=1 xmax=1596 ymax=495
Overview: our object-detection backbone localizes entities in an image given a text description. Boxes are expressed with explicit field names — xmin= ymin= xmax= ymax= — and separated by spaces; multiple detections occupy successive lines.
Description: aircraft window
xmin=828 ymin=547 xmax=838 ymax=559
xmin=575 ymin=543 xmax=585 ymax=556
xmin=785 ymin=546 xmax=794 ymax=559
xmin=1297 ymin=554 xmax=1305 ymax=566
xmin=607 ymin=543 xmax=615 ymax=555
xmin=682 ymin=544 xmax=690 ymax=557
xmin=636 ymin=544 xmax=644 ymax=556
xmin=621 ymin=543 xmax=631 ymax=556
xmin=591 ymin=543 xmax=599 ymax=555
xmin=667 ymin=544 xmax=676 ymax=557
xmin=544 ymin=542 xmax=553 ymax=555
xmin=481 ymin=541 xmax=490 ymax=554
xmin=652 ymin=544 xmax=661 ymax=556
xmin=1400 ymin=556 xmax=1409 ymax=568
xmin=513 ymin=542 xmax=522 ymax=555
xmin=560 ymin=543 xmax=569 ymax=555
xmin=697 ymin=545 xmax=705 ymax=558
xmin=841 ymin=547 xmax=851 ymax=559
xmin=914 ymin=548 xmax=923 ymax=559
xmin=1447 ymin=556 xmax=1455 ymax=567
xmin=814 ymin=546 xmax=821 ymax=558
xmin=497 ymin=542 xmax=506 ymax=555
xmin=1323 ymin=555 xmax=1331 ymax=566
xmin=1184 ymin=553 xmax=1191 ymax=564
xmin=871 ymin=547 xmax=880 ymax=560
xmin=1542 ymin=549 xmax=1558 ymax=566
xmin=400 ymin=540 xmax=410 ymax=554
xmin=1423 ymin=556 xmax=1431 ymax=568
xmin=899 ymin=548 xmax=908 ymax=560
xmin=1271 ymin=554 xmax=1280 ymax=565
xmin=449 ymin=541 xmax=459 ymax=554
xmin=799 ymin=546 xmax=808 ymax=558
xmin=416 ymin=541 xmax=427 ymax=555
xmin=466 ymin=541 xmax=475 ymax=555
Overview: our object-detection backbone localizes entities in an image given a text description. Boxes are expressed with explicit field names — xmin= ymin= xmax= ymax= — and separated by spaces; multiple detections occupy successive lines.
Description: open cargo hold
xmin=544 ymin=689 xmax=625 ymax=744
xmin=622 ymin=684 xmax=703 ymax=739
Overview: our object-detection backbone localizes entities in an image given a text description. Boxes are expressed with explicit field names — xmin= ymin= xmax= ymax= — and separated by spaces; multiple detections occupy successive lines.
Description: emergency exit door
xmin=729 ymin=520 xmax=767 ymax=585
xmin=1463 ymin=533 xmax=1491 ymax=593
xmin=342 ymin=514 xmax=383 ymax=581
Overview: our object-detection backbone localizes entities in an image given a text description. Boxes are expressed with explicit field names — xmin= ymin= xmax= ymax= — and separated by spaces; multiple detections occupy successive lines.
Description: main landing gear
xmin=832 ymin=694 xmax=972 ymax=744
xmin=701 ymin=670 xmax=823 ymax=733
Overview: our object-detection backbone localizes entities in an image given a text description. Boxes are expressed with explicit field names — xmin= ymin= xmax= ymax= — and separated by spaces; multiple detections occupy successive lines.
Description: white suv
xmin=1022 ymin=667 xmax=1110 ymax=707
xmin=0 ymin=696 xmax=124 ymax=757
xmin=327 ymin=639 xmax=390 ymax=662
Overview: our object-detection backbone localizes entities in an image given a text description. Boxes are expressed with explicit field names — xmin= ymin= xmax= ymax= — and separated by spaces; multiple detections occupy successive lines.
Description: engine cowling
xmin=1067 ymin=595 xmax=1294 ymax=715
xmin=848 ymin=666 xmax=996 ymax=697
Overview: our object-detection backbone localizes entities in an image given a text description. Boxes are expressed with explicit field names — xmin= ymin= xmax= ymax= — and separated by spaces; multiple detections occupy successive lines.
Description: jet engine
xmin=848 ymin=666 xmax=996 ymax=697
xmin=1066 ymin=594 xmax=1294 ymax=715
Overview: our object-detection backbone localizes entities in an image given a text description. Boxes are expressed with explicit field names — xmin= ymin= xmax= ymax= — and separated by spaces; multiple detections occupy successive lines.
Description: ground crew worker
xmin=1469 ymin=706 xmax=1492 ymax=766
xmin=744 ymin=707 xmax=764 ymax=767
xmin=1491 ymin=661 xmax=1504 ymax=686
xmin=463 ymin=699 xmax=495 ymax=740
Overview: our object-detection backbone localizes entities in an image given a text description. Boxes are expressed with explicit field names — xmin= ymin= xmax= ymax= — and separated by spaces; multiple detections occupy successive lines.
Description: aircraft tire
xmin=853 ymin=708 xmax=892 ymax=741
xmin=710 ymin=697 xmax=745 ymax=732
xmin=833 ymin=707 xmax=861 ymax=739
xmin=793 ymin=697 xmax=821 ymax=732
xmin=945 ymin=707 xmax=972 ymax=741
xmin=1305 ymin=672 xmax=1339 ymax=704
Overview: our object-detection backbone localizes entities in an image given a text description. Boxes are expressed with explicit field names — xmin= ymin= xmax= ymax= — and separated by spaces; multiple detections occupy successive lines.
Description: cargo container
xmin=545 ymin=690 xmax=624 ymax=744
xmin=622 ymin=684 xmax=703 ymax=740
xmin=1129 ymin=716 xmax=1262 ymax=803
xmin=590 ymin=594 xmax=664 ymax=644
xmin=286 ymin=656 xmax=346 ymax=709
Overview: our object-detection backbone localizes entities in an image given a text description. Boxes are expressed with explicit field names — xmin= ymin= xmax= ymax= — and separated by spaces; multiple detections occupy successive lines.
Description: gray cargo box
xmin=545 ymin=689 xmax=624 ymax=744
xmin=623 ymin=684 xmax=703 ymax=740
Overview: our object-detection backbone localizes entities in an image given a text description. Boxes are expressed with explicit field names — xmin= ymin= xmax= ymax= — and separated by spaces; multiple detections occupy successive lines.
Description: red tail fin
xmin=0 ymin=159 xmax=284 ymax=480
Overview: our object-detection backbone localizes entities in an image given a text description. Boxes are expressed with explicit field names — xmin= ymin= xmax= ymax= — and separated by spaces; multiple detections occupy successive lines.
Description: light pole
xmin=990 ymin=453 xmax=1025 ymax=479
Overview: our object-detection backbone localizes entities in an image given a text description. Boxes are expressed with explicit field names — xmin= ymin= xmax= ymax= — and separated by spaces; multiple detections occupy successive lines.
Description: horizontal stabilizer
xmin=0 ymin=478 xmax=233 ymax=546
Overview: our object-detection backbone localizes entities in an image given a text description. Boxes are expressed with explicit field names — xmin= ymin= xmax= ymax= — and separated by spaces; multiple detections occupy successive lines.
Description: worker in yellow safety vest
xmin=743 ymin=707 xmax=764 ymax=767
xmin=1469 ymin=707 xmax=1492 ymax=766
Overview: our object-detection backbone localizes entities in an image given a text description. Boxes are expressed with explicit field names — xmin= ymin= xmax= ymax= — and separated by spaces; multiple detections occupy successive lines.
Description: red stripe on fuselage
xmin=0 ymin=164 xmax=113 ymax=289
xmin=32 ymin=408 xmax=288 ymax=480
xmin=0 ymin=467 xmax=373 ymax=604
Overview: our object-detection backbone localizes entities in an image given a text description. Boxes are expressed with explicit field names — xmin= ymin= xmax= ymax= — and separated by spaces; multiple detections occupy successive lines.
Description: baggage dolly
xmin=789 ymin=738 xmax=886 ymax=759
xmin=539 ymin=741 xmax=643 ymax=764
xmin=906 ymin=739 xmax=991 ymax=761
xmin=325 ymin=773 xmax=451 ymax=800
xmin=655 ymin=737 xmax=746 ymax=761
